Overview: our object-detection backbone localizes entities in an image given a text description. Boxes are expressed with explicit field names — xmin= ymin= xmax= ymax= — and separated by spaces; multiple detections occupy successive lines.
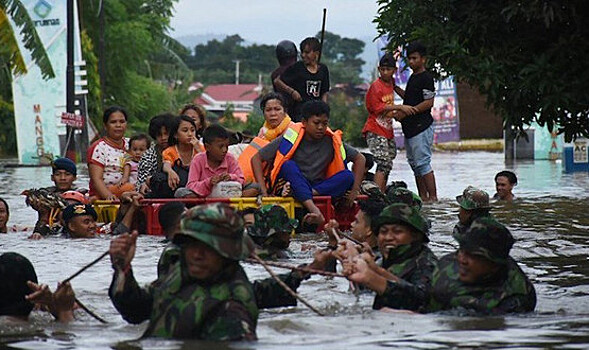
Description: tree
xmin=317 ymin=31 xmax=365 ymax=85
xmin=0 ymin=0 xmax=56 ymax=155
xmin=0 ymin=0 xmax=55 ymax=79
xmin=375 ymin=0 xmax=589 ymax=141
xmin=80 ymin=0 xmax=180 ymax=127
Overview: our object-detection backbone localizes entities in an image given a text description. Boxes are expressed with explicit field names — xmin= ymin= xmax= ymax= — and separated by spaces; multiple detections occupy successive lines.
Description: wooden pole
xmin=245 ymin=258 xmax=345 ymax=278
xmin=250 ymin=253 xmax=325 ymax=316
xmin=318 ymin=8 xmax=327 ymax=64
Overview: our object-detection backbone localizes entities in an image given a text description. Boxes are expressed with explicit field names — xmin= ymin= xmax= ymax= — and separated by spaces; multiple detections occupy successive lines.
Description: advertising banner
xmin=10 ymin=0 xmax=66 ymax=164
xmin=376 ymin=37 xmax=460 ymax=148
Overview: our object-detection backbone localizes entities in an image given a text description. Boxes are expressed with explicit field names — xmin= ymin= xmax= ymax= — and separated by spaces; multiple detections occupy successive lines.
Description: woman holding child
xmin=87 ymin=106 xmax=129 ymax=200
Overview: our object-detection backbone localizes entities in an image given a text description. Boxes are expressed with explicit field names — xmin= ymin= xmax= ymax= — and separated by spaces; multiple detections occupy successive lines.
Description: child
xmin=252 ymin=100 xmax=366 ymax=226
xmin=362 ymin=53 xmax=403 ymax=191
xmin=120 ymin=134 xmax=150 ymax=188
xmin=184 ymin=124 xmax=244 ymax=197
xmin=161 ymin=115 xmax=204 ymax=195
xmin=274 ymin=37 xmax=330 ymax=122
xmin=393 ymin=42 xmax=437 ymax=202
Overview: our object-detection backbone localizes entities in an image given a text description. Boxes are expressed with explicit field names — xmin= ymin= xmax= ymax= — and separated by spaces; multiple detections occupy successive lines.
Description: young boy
xmin=494 ymin=170 xmax=517 ymax=201
xmin=362 ymin=52 xmax=403 ymax=191
xmin=393 ymin=42 xmax=438 ymax=202
xmin=184 ymin=124 xmax=244 ymax=197
xmin=30 ymin=158 xmax=83 ymax=237
xmin=274 ymin=37 xmax=330 ymax=122
xmin=252 ymin=100 xmax=365 ymax=226
xmin=120 ymin=134 xmax=150 ymax=188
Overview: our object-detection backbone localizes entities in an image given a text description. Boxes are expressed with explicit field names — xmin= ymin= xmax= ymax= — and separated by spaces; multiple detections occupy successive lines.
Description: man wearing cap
xmin=342 ymin=203 xmax=438 ymax=311
xmin=246 ymin=205 xmax=298 ymax=260
xmin=454 ymin=186 xmax=493 ymax=241
xmin=29 ymin=158 xmax=85 ymax=238
xmin=428 ymin=216 xmax=536 ymax=314
xmin=62 ymin=204 xmax=99 ymax=238
xmin=108 ymin=203 xmax=258 ymax=340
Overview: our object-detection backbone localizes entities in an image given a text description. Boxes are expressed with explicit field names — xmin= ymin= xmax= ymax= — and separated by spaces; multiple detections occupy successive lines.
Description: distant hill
xmin=174 ymin=34 xmax=379 ymax=82
xmin=174 ymin=34 xmax=228 ymax=52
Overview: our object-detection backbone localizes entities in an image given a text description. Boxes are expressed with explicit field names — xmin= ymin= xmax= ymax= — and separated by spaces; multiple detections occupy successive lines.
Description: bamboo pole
xmin=250 ymin=253 xmax=324 ymax=316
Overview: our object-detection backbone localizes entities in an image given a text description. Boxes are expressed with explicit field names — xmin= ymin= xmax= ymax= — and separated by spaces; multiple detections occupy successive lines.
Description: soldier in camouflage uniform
xmin=246 ymin=205 xmax=298 ymax=260
xmin=343 ymin=203 xmax=438 ymax=311
xmin=108 ymin=203 xmax=258 ymax=340
xmin=453 ymin=186 xmax=493 ymax=241
xmin=386 ymin=187 xmax=423 ymax=210
xmin=428 ymin=216 xmax=536 ymax=314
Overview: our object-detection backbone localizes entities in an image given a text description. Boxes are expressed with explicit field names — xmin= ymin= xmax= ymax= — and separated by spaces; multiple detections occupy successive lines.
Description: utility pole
xmin=233 ymin=59 xmax=240 ymax=85
xmin=65 ymin=0 xmax=75 ymax=161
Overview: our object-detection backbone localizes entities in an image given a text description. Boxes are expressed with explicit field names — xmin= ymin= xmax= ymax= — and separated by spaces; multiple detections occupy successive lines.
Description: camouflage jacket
xmin=155 ymin=243 xmax=300 ymax=309
xmin=428 ymin=253 xmax=537 ymax=314
xmin=109 ymin=260 xmax=259 ymax=340
xmin=373 ymin=242 xmax=438 ymax=311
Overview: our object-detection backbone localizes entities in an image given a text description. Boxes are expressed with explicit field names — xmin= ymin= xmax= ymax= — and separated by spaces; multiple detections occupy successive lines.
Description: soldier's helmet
xmin=360 ymin=180 xmax=387 ymax=202
xmin=456 ymin=186 xmax=491 ymax=210
xmin=371 ymin=203 xmax=430 ymax=242
xmin=386 ymin=187 xmax=423 ymax=210
xmin=457 ymin=216 xmax=514 ymax=264
xmin=247 ymin=205 xmax=298 ymax=244
xmin=276 ymin=40 xmax=298 ymax=63
xmin=173 ymin=203 xmax=252 ymax=260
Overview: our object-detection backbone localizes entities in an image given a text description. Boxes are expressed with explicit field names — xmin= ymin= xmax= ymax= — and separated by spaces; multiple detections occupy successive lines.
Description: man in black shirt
xmin=271 ymin=40 xmax=298 ymax=116
xmin=393 ymin=42 xmax=438 ymax=202
xmin=274 ymin=37 xmax=330 ymax=122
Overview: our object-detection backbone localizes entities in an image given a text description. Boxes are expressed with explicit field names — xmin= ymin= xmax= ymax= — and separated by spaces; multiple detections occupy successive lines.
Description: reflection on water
xmin=1 ymin=152 xmax=588 ymax=349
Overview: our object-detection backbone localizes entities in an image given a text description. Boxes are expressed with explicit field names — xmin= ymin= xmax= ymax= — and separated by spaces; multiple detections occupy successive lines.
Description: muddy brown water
xmin=1 ymin=151 xmax=588 ymax=349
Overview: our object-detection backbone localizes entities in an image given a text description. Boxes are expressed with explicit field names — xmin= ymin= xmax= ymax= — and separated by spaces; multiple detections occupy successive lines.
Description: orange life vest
xmin=269 ymin=123 xmax=347 ymax=186
xmin=237 ymin=137 xmax=269 ymax=183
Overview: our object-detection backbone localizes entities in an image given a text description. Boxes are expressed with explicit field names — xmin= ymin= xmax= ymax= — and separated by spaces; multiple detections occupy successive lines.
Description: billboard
xmin=9 ymin=0 xmax=70 ymax=164
xmin=376 ymin=37 xmax=460 ymax=148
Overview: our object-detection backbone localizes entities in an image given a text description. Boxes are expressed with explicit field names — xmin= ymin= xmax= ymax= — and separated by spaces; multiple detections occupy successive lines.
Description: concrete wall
xmin=456 ymin=83 xmax=503 ymax=139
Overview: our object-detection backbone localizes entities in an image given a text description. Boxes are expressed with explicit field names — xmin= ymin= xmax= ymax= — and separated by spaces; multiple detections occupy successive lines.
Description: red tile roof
xmin=200 ymin=84 xmax=261 ymax=102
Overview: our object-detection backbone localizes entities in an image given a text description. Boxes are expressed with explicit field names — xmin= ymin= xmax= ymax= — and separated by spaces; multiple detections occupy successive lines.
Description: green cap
xmin=247 ymin=205 xmax=298 ymax=242
xmin=457 ymin=216 xmax=514 ymax=264
xmin=371 ymin=203 xmax=429 ymax=242
xmin=173 ymin=203 xmax=252 ymax=260
xmin=386 ymin=187 xmax=423 ymax=210
xmin=456 ymin=186 xmax=491 ymax=210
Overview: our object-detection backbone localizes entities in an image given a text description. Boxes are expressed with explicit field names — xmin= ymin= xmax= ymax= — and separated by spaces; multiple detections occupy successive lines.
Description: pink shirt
xmin=186 ymin=152 xmax=244 ymax=197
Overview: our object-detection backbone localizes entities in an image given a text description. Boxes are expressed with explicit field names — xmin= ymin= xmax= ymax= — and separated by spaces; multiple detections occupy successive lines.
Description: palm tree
xmin=0 ymin=0 xmax=55 ymax=79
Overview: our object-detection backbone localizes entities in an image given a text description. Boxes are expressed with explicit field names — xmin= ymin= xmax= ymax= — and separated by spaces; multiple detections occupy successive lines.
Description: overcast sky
xmin=169 ymin=0 xmax=380 ymax=44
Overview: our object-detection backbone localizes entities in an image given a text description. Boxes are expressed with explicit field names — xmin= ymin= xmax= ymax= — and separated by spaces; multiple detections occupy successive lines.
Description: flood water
xmin=1 ymin=151 xmax=588 ymax=349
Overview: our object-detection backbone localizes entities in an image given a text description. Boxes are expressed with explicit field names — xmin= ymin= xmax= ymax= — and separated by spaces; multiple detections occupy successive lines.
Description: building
xmin=194 ymin=83 xmax=263 ymax=121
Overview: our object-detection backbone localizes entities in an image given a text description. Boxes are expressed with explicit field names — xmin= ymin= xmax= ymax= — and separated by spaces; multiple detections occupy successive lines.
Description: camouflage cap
xmin=247 ymin=205 xmax=298 ymax=241
xmin=456 ymin=186 xmax=491 ymax=210
xmin=371 ymin=203 xmax=429 ymax=242
xmin=173 ymin=203 xmax=252 ymax=260
xmin=457 ymin=216 xmax=514 ymax=264
xmin=386 ymin=187 xmax=423 ymax=210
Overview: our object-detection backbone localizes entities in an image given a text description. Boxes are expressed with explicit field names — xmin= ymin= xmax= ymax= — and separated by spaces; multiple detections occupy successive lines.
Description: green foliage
xmin=375 ymin=0 xmax=589 ymax=141
xmin=81 ymin=0 xmax=180 ymax=127
xmin=81 ymin=30 xmax=101 ymax=128
xmin=327 ymin=92 xmax=367 ymax=147
xmin=0 ymin=97 xmax=16 ymax=155
xmin=186 ymin=35 xmax=275 ymax=85
xmin=185 ymin=31 xmax=366 ymax=86
xmin=0 ymin=0 xmax=55 ymax=79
